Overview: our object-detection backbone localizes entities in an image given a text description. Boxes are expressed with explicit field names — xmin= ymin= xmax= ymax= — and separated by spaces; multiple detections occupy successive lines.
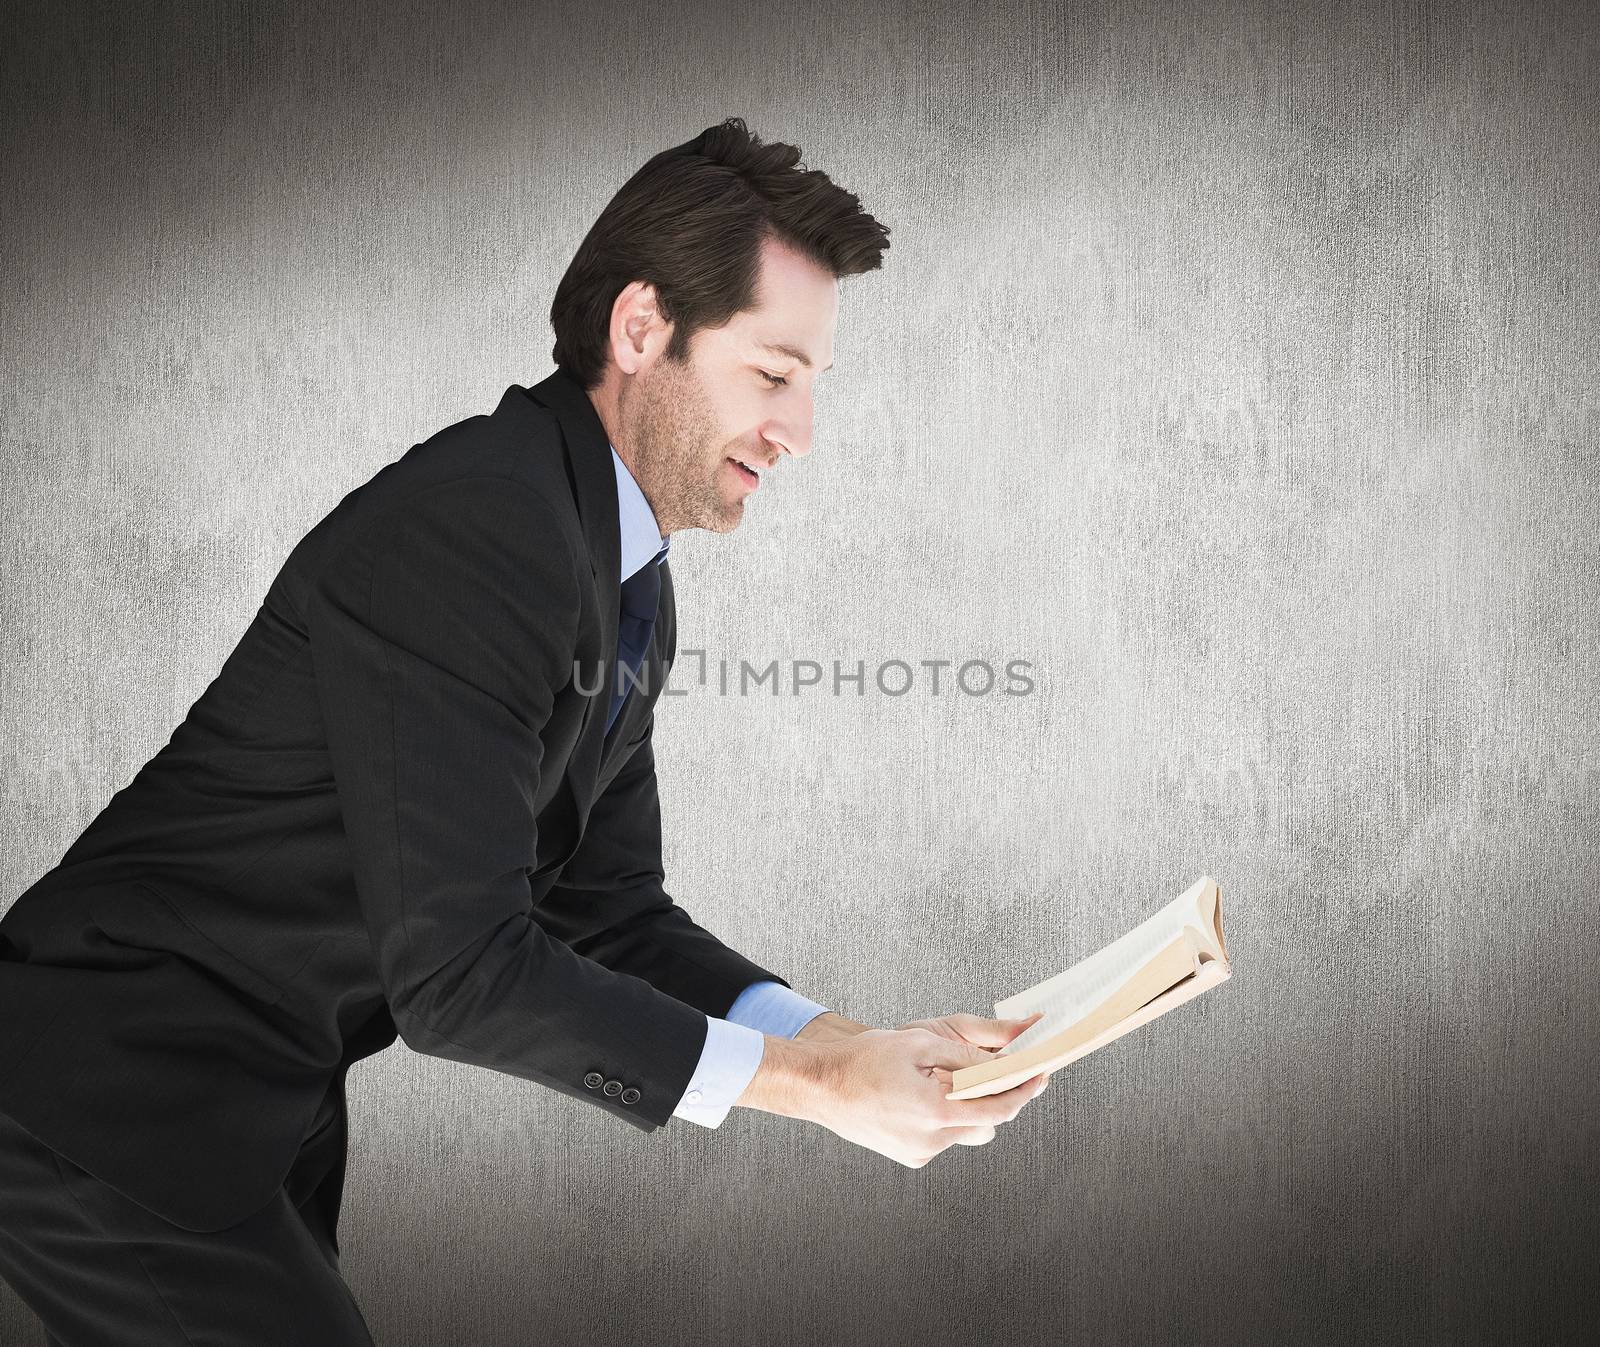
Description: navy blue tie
xmin=607 ymin=551 xmax=662 ymax=735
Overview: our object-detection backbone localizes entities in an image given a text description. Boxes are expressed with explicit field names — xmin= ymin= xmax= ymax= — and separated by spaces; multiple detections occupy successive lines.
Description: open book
xmin=947 ymin=876 xmax=1232 ymax=1100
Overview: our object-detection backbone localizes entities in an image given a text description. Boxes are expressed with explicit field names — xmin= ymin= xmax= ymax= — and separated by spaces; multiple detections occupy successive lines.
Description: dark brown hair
xmin=549 ymin=118 xmax=890 ymax=390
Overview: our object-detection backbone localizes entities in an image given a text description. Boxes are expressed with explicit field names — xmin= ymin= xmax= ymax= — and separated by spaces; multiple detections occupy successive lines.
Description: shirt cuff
xmin=725 ymin=979 xmax=832 ymax=1040
xmin=671 ymin=1016 xmax=766 ymax=1129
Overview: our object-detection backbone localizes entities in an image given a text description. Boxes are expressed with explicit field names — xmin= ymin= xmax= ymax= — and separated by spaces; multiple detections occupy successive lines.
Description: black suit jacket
xmin=0 ymin=367 xmax=790 ymax=1232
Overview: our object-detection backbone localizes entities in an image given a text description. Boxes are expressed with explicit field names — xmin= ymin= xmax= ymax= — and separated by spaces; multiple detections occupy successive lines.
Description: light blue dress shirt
xmin=609 ymin=445 xmax=832 ymax=1126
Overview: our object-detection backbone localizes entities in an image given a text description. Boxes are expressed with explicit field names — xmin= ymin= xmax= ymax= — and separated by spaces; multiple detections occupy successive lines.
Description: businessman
xmin=0 ymin=118 xmax=1049 ymax=1343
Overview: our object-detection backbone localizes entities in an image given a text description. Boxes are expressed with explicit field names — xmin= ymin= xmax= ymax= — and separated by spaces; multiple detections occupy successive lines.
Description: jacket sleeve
xmin=531 ymin=707 xmax=795 ymax=1020
xmin=304 ymin=474 xmax=708 ymax=1131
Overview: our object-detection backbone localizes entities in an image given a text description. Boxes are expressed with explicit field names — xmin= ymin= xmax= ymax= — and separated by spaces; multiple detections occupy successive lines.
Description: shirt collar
xmin=609 ymin=444 xmax=669 ymax=582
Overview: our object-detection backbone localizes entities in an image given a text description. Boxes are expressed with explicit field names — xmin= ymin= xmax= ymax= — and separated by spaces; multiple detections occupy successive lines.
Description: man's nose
xmin=763 ymin=400 xmax=815 ymax=461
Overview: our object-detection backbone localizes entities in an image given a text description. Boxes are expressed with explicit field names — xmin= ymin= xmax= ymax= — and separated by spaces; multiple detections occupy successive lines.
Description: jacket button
xmin=620 ymin=1087 xmax=640 ymax=1105
xmin=602 ymin=1079 xmax=623 ymax=1097
xmin=583 ymin=1072 xmax=604 ymax=1089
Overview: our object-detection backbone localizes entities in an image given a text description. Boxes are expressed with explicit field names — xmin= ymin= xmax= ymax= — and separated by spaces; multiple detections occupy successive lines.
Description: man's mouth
xmin=728 ymin=457 xmax=762 ymax=490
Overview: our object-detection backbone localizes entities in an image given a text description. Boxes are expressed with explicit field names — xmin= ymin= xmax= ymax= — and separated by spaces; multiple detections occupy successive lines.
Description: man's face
xmin=616 ymin=235 xmax=838 ymax=534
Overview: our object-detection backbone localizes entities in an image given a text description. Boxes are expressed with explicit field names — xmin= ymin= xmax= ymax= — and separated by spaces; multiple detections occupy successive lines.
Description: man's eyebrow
xmin=757 ymin=340 xmax=833 ymax=372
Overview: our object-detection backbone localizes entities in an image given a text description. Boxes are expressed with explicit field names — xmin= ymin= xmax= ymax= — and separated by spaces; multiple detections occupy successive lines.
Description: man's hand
xmin=737 ymin=1023 xmax=1051 ymax=1169
xmin=895 ymin=1010 xmax=1054 ymax=1140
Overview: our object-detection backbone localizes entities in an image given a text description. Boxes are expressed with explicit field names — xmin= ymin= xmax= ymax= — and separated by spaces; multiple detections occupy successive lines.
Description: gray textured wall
xmin=3 ymin=1 xmax=1596 ymax=1343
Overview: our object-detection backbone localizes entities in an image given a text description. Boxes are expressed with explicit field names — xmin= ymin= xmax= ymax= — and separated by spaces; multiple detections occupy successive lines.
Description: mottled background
xmin=2 ymin=0 xmax=1596 ymax=1343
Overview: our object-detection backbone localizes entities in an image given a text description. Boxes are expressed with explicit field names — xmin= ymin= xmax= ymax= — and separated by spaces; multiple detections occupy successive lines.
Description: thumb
xmin=927 ymin=1011 xmax=1043 ymax=1049
xmin=972 ymin=1011 xmax=1045 ymax=1048
xmin=913 ymin=1032 xmax=1000 ymax=1072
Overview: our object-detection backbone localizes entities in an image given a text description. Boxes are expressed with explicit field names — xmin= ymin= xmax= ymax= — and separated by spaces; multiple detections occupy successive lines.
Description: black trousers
xmin=0 ymin=1076 xmax=376 ymax=1345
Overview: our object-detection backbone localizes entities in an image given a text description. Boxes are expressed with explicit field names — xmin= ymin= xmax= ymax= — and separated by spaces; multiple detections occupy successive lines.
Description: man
xmin=0 ymin=118 xmax=1049 ymax=1343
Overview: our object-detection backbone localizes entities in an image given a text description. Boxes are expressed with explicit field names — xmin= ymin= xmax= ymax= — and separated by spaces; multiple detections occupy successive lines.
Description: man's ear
xmin=609 ymin=279 xmax=666 ymax=377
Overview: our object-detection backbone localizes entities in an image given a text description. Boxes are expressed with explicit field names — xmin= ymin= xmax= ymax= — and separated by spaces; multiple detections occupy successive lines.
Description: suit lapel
xmin=520 ymin=367 xmax=622 ymax=819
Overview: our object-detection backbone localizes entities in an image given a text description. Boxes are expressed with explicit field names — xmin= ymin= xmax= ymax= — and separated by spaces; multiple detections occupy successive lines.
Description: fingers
xmin=893 ymin=1129 xmax=992 ymax=1167
xmin=886 ymin=1072 xmax=1050 ymax=1169
xmin=941 ymin=1070 xmax=1051 ymax=1127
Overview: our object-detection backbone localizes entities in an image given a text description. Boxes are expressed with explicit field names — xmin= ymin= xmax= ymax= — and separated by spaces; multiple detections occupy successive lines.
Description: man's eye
xmin=758 ymin=370 xmax=788 ymax=387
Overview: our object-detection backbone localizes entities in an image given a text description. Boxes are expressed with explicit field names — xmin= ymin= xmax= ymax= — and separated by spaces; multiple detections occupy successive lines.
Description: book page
xmin=993 ymin=877 xmax=1215 ymax=1058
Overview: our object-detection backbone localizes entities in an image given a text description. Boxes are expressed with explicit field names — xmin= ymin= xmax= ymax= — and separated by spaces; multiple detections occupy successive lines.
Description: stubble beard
xmin=620 ymin=352 xmax=744 ymax=536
